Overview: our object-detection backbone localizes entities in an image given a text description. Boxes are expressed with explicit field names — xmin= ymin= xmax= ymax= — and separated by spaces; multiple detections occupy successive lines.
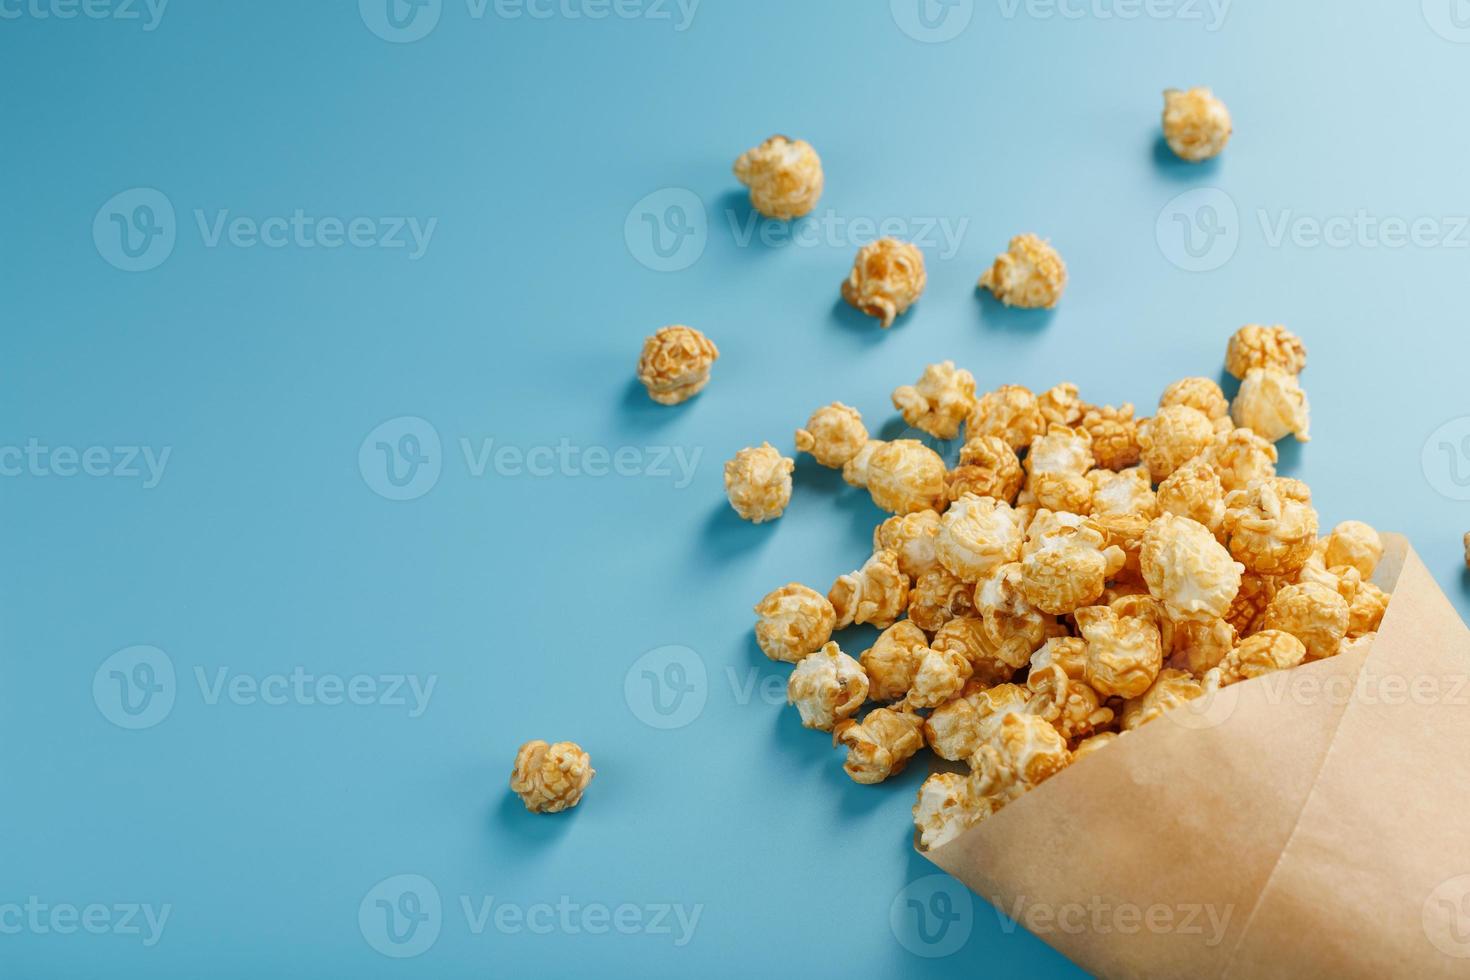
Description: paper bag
xmin=922 ymin=535 xmax=1470 ymax=978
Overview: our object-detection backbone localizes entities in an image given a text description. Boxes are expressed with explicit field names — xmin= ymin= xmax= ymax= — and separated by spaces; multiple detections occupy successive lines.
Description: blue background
xmin=5 ymin=1 xmax=1470 ymax=976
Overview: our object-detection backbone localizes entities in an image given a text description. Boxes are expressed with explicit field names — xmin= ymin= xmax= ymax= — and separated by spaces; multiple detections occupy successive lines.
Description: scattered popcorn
xmin=733 ymin=134 xmax=824 ymax=220
xmin=977 ymin=233 xmax=1068 ymax=309
xmin=510 ymin=740 xmax=594 ymax=814
xmin=909 ymin=565 xmax=978 ymax=632
xmin=795 ymin=402 xmax=868 ymax=468
xmin=1160 ymin=377 xmax=1230 ymax=422
xmin=1322 ymin=521 xmax=1384 ymax=580
xmin=1140 ymin=514 xmax=1244 ymax=623
xmin=1138 ymin=405 xmax=1215 ymax=480
xmin=724 ymin=443 xmax=795 ymax=523
xmin=929 ymin=617 xmax=1006 ymax=687
xmin=1079 ymin=403 xmax=1142 ymax=471
xmin=1161 ymin=87 xmax=1232 ymax=162
xmin=841 ymin=440 xmax=883 ymax=489
xmin=832 ymin=708 xmax=925 ymax=784
xmin=1120 ymin=668 xmax=1211 ymax=731
xmin=1202 ymin=427 xmax=1279 ymax=493
xmin=842 ymin=238 xmax=926 ymax=328
xmin=787 ymin=642 xmax=869 ymax=731
xmin=1232 ymin=367 xmax=1311 ymax=443
xmin=914 ymin=772 xmax=993 ymax=851
xmin=949 ymin=434 xmax=1024 ymax=503
xmin=1225 ymin=324 xmax=1307 ymax=380
xmin=636 ymin=325 xmax=719 ymax=406
xmin=753 ymin=583 xmax=836 ymax=663
xmin=1018 ymin=512 xmax=1125 ymax=615
xmin=974 ymin=563 xmax=1052 ymax=675
xmin=893 ymin=361 xmax=977 ymax=440
xmin=1039 ymin=382 xmax=1084 ymax=427
xmin=1076 ymin=602 xmax=1164 ymax=699
xmin=970 ymin=713 xmax=1072 ymax=805
xmin=864 ymin=440 xmax=948 ymax=515
xmin=1222 ymin=477 xmax=1319 ymax=576
xmin=1264 ymin=582 xmax=1349 ymax=661
xmin=1157 ymin=457 xmax=1226 ymax=536
xmin=874 ymin=510 xmax=943 ymax=580
xmin=1025 ymin=426 xmax=1096 ymax=513
xmin=829 ymin=549 xmax=910 ymax=629
xmin=901 ymin=647 xmax=975 ymax=711
xmin=860 ymin=621 xmax=931 ymax=702
xmin=923 ymin=680 xmax=1033 ymax=761
xmin=937 ymin=494 xmax=1027 ymax=582
xmin=1028 ymin=664 xmax=1114 ymax=741
xmin=969 ymin=385 xmax=1045 ymax=452
xmin=1215 ymin=629 xmax=1307 ymax=685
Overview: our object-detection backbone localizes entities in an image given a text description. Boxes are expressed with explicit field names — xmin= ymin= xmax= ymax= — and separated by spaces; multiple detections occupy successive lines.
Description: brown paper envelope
xmin=922 ymin=535 xmax=1470 ymax=979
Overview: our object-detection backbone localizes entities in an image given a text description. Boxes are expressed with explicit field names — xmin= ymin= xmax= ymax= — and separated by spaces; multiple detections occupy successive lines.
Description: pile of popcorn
xmin=747 ymin=326 xmax=1390 ymax=851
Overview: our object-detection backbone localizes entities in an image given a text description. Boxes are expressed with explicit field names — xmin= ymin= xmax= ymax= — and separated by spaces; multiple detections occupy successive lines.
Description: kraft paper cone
xmin=922 ymin=535 xmax=1470 ymax=979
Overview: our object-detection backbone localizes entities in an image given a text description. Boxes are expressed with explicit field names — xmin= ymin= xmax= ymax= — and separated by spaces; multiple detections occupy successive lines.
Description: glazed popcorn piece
xmin=1025 ymin=426 xmax=1096 ymax=514
xmin=1088 ymin=466 xmax=1159 ymax=563
xmin=863 ymin=439 xmax=948 ymax=515
xmin=900 ymin=646 xmax=975 ymax=711
xmin=1222 ymin=477 xmax=1319 ymax=576
xmin=893 ymin=361 xmax=977 ymax=440
xmin=977 ymin=233 xmax=1068 ymax=309
xmin=832 ymin=708 xmax=925 ymax=785
xmin=914 ymin=772 xmax=993 ymax=851
xmin=724 ymin=443 xmax=795 ymax=523
xmin=1265 ymin=582 xmax=1349 ymax=661
xmin=733 ymin=134 xmax=824 ymax=220
xmin=974 ymin=563 xmax=1053 ymax=675
xmin=636 ymin=325 xmax=719 ymax=406
xmin=1119 ymin=669 xmax=1211 ymax=731
xmin=828 ymin=549 xmax=910 ymax=629
xmin=929 ymin=617 xmax=1007 ymax=687
xmin=1232 ymin=367 xmax=1311 ymax=443
xmin=1170 ymin=617 xmax=1237 ymax=675
xmin=753 ymin=583 xmax=836 ymax=663
xmin=970 ymin=713 xmax=1072 ymax=805
xmin=795 ymin=403 xmax=868 ymax=468
xmin=1161 ymin=87 xmax=1232 ymax=162
xmin=909 ymin=565 xmax=978 ymax=631
xmin=859 ymin=621 xmax=931 ymax=702
xmin=1140 ymin=514 xmax=1244 ymax=623
xmin=949 ymin=434 xmax=1024 ymax=503
xmin=1076 ymin=603 xmax=1164 ymax=699
xmin=874 ymin=510 xmax=943 ymax=580
xmin=1216 ymin=629 xmax=1307 ymax=686
xmin=1160 ymin=377 xmax=1229 ymax=423
xmin=787 ymin=642 xmax=869 ymax=731
xmin=1156 ymin=458 xmax=1226 ymax=536
xmin=1201 ymin=427 xmax=1279 ymax=493
xmin=937 ymin=494 xmax=1027 ymax=582
xmin=1028 ymin=664 xmax=1115 ymax=741
xmin=1138 ymin=405 xmax=1215 ymax=480
xmin=969 ymin=385 xmax=1045 ymax=452
xmin=1225 ymin=571 xmax=1282 ymax=635
xmin=841 ymin=439 xmax=883 ymax=489
xmin=1079 ymin=403 xmax=1142 ymax=471
xmin=510 ymin=740 xmax=594 ymax=814
xmin=1348 ymin=581 xmax=1389 ymax=637
xmin=1322 ymin=521 xmax=1384 ymax=579
xmin=841 ymin=238 xmax=926 ymax=328
xmin=1018 ymin=512 xmax=1126 ymax=615
xmin=1225 ymin=324 xmax=1307 ymax=380
xmin=1039 ymin=382 xmax=1084 ymax=427
xmin=1029 ymin=636 xmax=1089 ymax=681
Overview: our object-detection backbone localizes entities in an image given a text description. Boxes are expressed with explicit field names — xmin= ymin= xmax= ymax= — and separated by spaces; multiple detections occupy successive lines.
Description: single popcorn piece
xmin=1202 ymin=426 xmax=1279 ymax=493
xmin=1025 ymin=426 xmax=1096 ymax=514
xmin=841 ymin=238 xmax=926 ymax=328
xmin=936 ymin=494 xmax=1026 ymax=582
xmin=1140 ymin=514 xmax=1244 ymax=623
xmin=908 ymin=565 xmax=978 ymax=632
xmin=1018 ymin=512 xmax=1125 ymax=615
xmin=1157 ymin=457 xmax=1226 ymax=536
xmin=863 ymin=440 xmax=948 ymax=515
xmin=1138 ymin=405 xmax=1215 ymax=480
xmin=874 ymin=510 xmax=943 ymax=580
xmin=1077 ymin=404 xmax=1142 ymax=472
xmin=795 ymin=402 xmax=868 ymax=468
xmin=1029 ymin=636 xmax=1089 ymax=681
xmin=977 ymin=233 xmax=1068 ymax=309
xmin=924 ymin=681 xmax=1032 ymax=761
xmin=893 ymin=361 xmax=977 ymax=440
xmin=1348 ymin=581 xmax=1389 ymax=637
xmin=828 ymin=549 xmax=910 ymax=629
xmin=753 ymin=583 xmax=836 ymax=663
xmin=1225 ymin=571 xmax=1282 ymax=635
xmin=860 ymin=621 xmax=931 ymax=702
xmin=1028 ymin=664 xmax=1114 ymax=741
xmin=1170 ymin=617 xmax=1237 ymax=675
xmin=787 ymin=642 xmax=869 ymax=731
xmin=1265 ymin=582 xmax=1349 ymax=661
xmin=724 ymin=443 xmax=795 ymax=523
xmin=1076 ymin=602 xmax=1164 ymax=699
xmin=1222 ymin=477 xmax=1319 ymax=576
xmin=949 ymin=434 xmax=1024 ymax=503
xmin=1161 ymin=87 xmax=1232 ymax=162
xmin=1216 ymin=629 xmax=1307 ymax=685
xmin=1322 ymin=521 xmax=1384 ymax=580
xmin=733 ymin=134 xmax=824 ymax=220
xmin=930 ymin=617 xmax=1009 ymax=687
xmin=1119 ymin=668 xmax=1210 ymax=731
xmin=1160 ymin=377 xmax=1230 ymax=422
xmin=832 ymin=708 xmax=925 ymax=785
xmin=635 ymin=325 xmax=719 ymax=406
xmin=969 ymin=385 xmax=1045 ymax=452
xmin=973 ymin=563 xmax=1053 ymax=676
xmin=914 ymin=772 xmax=994 ymax=852
xmin=1232 ymin=367 xmax=1311 ymax=443
xmin=1088 ymin=466 xmax=1158 ymax=563
xmin=510 ymin=740 xmax=594 ymax=814
xmin=970 ymin=713 xmax=1072 ymax=805
xmin=1039 ymin=382 xmax=1084 ymax=427
xmin=1225 ymin=324 xmax=1307 ymax=380
xmin=841 ymin=439 xmax=882 ymax=489
xmin=900 ymin=646 xmax=975 ymax=711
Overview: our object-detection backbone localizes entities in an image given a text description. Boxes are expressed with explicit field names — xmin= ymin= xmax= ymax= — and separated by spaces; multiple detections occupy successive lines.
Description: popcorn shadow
xmin=700 ymin=501 xmax=778 ymax=559
xmin=828 ymin=297 xmax=894 ymax=346
xmin=973 ymin=290 xmax=1057 ymax=333
xmin=713 ymin=190 xmax=808 ymax=255
xmin=619 ymin=378 xmax=686 ymax=431
xmin=495 ymin=790 xmax=577 ymax=844
xmin=1274 ymin=437 xmax=1306 ymax=476
xmin=1460 ymin=565 xmax=1470 ymax=597
xmin=793 ymin=453 xmax=847 ymax=497
xmin=1151 ymin=134 xmax=1221 ymax=180
xmin=769 ymin=698 xmax=838 ymax=770
xmin=1216 ymin=367 xmax=1240 ymax=401
xmin=832 ymin=483 xmax=889 ymax=552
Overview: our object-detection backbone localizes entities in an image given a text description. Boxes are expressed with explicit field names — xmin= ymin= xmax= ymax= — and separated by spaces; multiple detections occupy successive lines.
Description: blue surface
xmin=5 ymin=2 xmax=1470 ymax=977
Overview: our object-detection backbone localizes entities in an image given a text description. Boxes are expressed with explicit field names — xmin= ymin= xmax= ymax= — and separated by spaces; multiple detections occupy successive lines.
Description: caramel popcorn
xmin=1071 ymin=732 xmax=1119 ymax=763
xmin=909 ymin=565 xmax=978 ymax=631
xmin=724 ymin=443 xmax=795 ymax=523
xmin=1039 ymin=382 xmax=1084 ymax=427
xmin=832 ymin=708 xmax=925 ymax=784
xmin=925 ymin=681 xmax=1035 ymax=762
xmin=636 ymin=325 xmax=719 ymax=405
xmin=1018 ymin=512 xmax=1126 ymax=615
xmin=1201 ymin=427 xmax=1278 ymax=493
xmin=795 ymin=402 xmax=868 ymax=468
xmin=930 ymin=617 xmax=1007 ymax=687
xmin=863 ymin=440 xmax=948 ymax=515
xmin=968 ymin=385 xmax=1045 ymax=452
xmin=1322 ymin=521 xmax=1384 ymax=580
xmin=970 ymin=713 xmax=1072 ymax=804
xmin=860 ymin=621 xmax=931 ymax=702
xmin=974 ymin=563 xmax=1052 ymax=675
xmin=893 ymin=361 xmax=977 ymax=440
xmin=1076 ymin=602 xmax=1164 ymax=699
xmin=914 ymin=772 xmax=993 ymax=851
xmin=977 ymin=234 xmax=1068 ymax=309
xmin=1079 ymin=403 xmax=1142 ymax=471
xmin=510 ymin=740 xmax=594 ymax=814
xmin=1028 ymin=664 xmax=1114 ymax=741
xmin=1088 ymin=466 xmax=1158 ymax=562
xmin=828 ymin=549 xmax=910 ymax=629
xmin=1160 ymin=377 xmax=1229 ymax=422
xmin=1119 ymin=668 xmax=1209 ymax=731
xmin=1225 ymin=324 xmax=1307 ymax=380
xmin=949 ymin=434 xmax=1024 ymax=503
xmin=901 ymin=646 xmax=975 ymax=711
xmin=1264 ymin=582 xmax=1349 ymax=661
xmin=1348 ymin=581 xmax=1389 ymax=637
xmin=1140 ymin=514 xmax=1244 ymax=623
xmin=1232 ymin=367 xmax=1311 ymax=443
xmin=874 ymin=510 xmax=943 ymax=580
xmin=1161 ymin=87 xmax=1232 ymax=162
xmin=1156 ymin=458 xmax=1226 ymax=536
xmin=937 ymin=494 xmax=1026 ymax=582
xmin=1138 ymin=405 xmax=1215 ymax=480
xmin=1215 ymin=629 xmax=1307 ymax=685
xmin=787 ymin=642 xmax=869 ymax=731
xmin=1170 ymin=617 xmax=1237 ymax=675
xmin=732 ymin=134 xmax=824 ymax=220
xmin=1224 ymin=571 xmax=1282 ymax=635
xmin=753 ymin=583 xmax=836 ymax=664
xmin=1222 ymin=477 xmax=1319 ymax=576
xmin=1025 ymin=426 xmax=1096 ymax=514
xmin=1029 ymin=636 xmax=1089 ymax=681
xmin=841 ymin=238 xmax=926 ymax=328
